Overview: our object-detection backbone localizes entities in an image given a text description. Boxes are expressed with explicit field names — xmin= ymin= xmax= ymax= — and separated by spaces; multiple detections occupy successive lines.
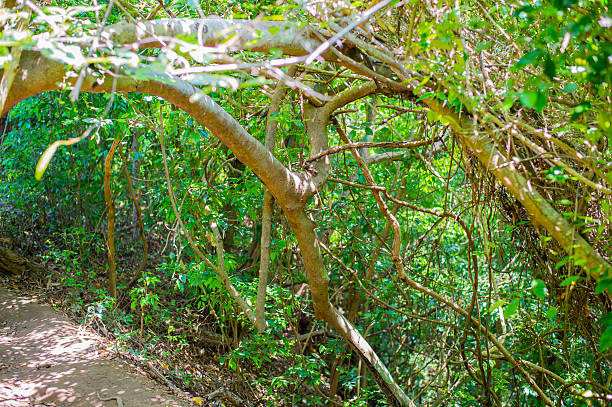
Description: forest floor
xmin=0 ymin=282 xmax=191 ymax=407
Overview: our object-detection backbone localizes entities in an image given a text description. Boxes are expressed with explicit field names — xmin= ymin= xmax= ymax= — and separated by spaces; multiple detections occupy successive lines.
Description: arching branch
xmin=4 ymin=51 xmax=310 ymax=208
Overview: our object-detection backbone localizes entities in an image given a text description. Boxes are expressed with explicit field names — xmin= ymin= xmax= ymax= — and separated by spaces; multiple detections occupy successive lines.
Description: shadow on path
xmin=0 ymin=285 xmax=188 ymax=406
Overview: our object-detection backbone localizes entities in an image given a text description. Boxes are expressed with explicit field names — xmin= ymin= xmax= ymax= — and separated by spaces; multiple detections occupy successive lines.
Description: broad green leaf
xmin=600 ymin=326 xmax=612 ymax=351
xmin=431 ymin=39 xmax=454 ymax=50
xmin=504 ymin=299 xmax=520 ymax=318
xmin=228 ymin=358 xmax=237 ymax=371
xmin=595 ymin=277 xmax=612 ymax=295
xmin=531 ymin=279 xmax=548 ymax=300
xmin=502 ymin=95 xmax=516 ymax=111
xmin=519 ymin=91 xmax=546 ymax=112
xmin=488 ymin=299 xmax=505 ymax=313
xmin=560 ymin=275 xmax=581 ymax=286
xmin=600 ymin=312 xmax=612 ymax=326
xmin=515 ymin=49 xmax=545 ymax=69
xmin=545 ymin=307 xmax=558 ymax=319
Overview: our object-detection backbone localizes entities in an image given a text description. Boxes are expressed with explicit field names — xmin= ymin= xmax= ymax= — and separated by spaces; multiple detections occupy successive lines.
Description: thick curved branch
xmin=305 ymin=139 xmax=435 ymax=163
xmin=425 ymin=98 xmax=611 ymax=280
xmin=6 ymin=53 xmax=413 ymax=406
xmin=304 ymin=81 xmax=380 ymax=194
xmin=5 ymin=51 xmax=312 ymax=209
xmin=284 ymin=206 xmax=414 ymax=407
xmin=102 ymin=18 xmax=324 ymax=56
xmin=322 ymin=81 xmax=379 ymax=117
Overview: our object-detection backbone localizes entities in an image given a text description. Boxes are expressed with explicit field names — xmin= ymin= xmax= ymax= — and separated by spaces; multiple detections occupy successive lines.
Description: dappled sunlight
xmin=0 ymin=287 xmax=186 ymax=406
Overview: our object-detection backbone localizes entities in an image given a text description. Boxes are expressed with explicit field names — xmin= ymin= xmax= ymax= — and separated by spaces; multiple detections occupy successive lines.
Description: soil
xmin=0 ymin=283 xmax=191 ymax=407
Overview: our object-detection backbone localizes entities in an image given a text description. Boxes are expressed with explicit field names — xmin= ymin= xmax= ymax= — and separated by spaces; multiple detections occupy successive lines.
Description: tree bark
xmin=0 ymin=246 xmax=44 ymax=276
xmin=104 ymin=134 xmax=122 ymax=299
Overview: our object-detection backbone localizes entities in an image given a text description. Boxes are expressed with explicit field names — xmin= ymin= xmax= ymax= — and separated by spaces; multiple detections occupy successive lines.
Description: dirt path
xmin=0 ymin=285 xmax=190 ymax=407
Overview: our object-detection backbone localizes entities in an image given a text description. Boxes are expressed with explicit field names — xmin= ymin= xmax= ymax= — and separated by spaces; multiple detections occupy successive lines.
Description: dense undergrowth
xmin=0 ymin=207 xmax=339 ymax=406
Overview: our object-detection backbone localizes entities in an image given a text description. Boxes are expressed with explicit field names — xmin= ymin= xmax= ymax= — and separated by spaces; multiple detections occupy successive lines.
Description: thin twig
xmin=306 ymin=139 xmax=436 ymax=162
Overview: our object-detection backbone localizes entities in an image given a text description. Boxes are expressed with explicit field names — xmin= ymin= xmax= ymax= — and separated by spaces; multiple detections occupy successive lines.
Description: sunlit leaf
xmin=35 ymin=140 xmax=61 ymax=181
xmin=228 ymin=358 xmax=237 ymax=371
xmin=488 ymin=299 xmax=505 ymax=313
xmin=38 ymin=40 xmax=86 ymax=67
xmin=560 ymin=275 xmax=580 ymax=286
xmin=531 ymin=279 xmax=548 ymax=300
xmin=503 ymin=299 xmax=520 ymax=318
xmin=519 ymin=91 xmax=546 ymax=112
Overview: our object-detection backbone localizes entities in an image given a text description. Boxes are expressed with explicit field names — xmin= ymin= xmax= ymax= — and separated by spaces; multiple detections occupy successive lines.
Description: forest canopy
xmin=0 ymin=0 xmax=611 ymax=405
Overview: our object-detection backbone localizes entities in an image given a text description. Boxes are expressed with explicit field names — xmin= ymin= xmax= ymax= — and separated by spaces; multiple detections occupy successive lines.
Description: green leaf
xmin=600 ymin=312 xmax=612 ymax=326
xmin=488 ymin=299 xmax=505 ymax=313
xmin=563 ymin=83 xmax=579 ymax=93
xmin=600 ymin=326 xmax=612 ymax=351
xmin=558 ymin=199 xmax=573 ymax=205
xmin=431 ymin=39 xmax=454 ymax=50
xmin=543 ymin=54 xmax=556 ymax=80
xmin=426 ymin=109 xmax=440 ymax=122
xmin=560 ymin=275 xmax=580 ymax=287
xmin=571 ymin=102 xmax=592 ymax=121
xmin=502 ymin=95 xmax=516 ymax=111
xmin=596 ymin=277 xmax=612 ymax=295
xmin=531 ymin=279 xmax=548 ymax=300
xmin=519 ymin=91 xmax=546 ymax=112
xmin=228 ymin=358 xmax=237 ymax=371
xmin=545 ymin=307 xmax=558 ymax=319
xmin=515 ymin=49 xmax=545 ymax=69
xmin=503 ymin=299 xmax=520 ymax=318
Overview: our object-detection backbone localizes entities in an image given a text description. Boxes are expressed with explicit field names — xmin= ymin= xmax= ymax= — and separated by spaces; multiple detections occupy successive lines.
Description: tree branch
xmin=5 ymin=51 xmax=312 ymax=209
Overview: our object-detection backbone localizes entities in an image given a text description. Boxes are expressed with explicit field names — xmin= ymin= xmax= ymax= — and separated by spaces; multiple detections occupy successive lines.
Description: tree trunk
xmin=0 ymin=246 xmax=44 ymax=276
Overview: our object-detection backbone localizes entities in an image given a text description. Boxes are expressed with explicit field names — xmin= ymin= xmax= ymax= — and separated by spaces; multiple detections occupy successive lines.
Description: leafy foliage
xmin=1 ymin=0 xmax=611 ymax=406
